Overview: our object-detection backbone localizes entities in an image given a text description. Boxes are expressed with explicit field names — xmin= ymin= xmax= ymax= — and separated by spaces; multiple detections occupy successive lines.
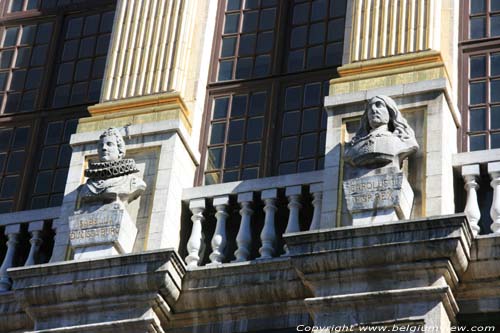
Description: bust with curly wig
xmin=344 ymin=95 xmax=419 ymax=169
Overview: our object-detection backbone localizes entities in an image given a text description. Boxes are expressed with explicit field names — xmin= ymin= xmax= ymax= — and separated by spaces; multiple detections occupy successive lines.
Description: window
xmin=0 ymin=0 xmax=116 ymax=212
xmin=202 ymin=0 xmax=346 ymax=184
xmin=460 ymin=0 xmax=500 ymax=151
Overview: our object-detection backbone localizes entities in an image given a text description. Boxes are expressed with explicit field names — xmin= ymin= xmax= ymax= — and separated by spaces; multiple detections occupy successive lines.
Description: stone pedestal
xmin=8 ymin=249 xmax=184 ymax=333
xmin=69 ymin=202 xmax=137 ymax=259
xmin=343 ymin=168 xmax=414 ymax=224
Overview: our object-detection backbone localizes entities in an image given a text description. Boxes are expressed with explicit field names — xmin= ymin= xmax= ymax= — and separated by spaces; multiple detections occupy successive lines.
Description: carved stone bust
xmin=344 ymin=95 xmax=419 ymax=169
xmin=78 ymin=128 xmax=146 ymax=205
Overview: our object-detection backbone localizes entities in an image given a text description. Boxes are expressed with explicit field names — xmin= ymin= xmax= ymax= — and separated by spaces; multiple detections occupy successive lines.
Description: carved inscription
xmin=343 ymin=172 xmax=404 ymax=212
xmin=69 ymin=206 xmax=124 ymax=247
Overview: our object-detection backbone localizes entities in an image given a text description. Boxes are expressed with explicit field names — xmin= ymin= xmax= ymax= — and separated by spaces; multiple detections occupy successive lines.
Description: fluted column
xmin=234 ymin=192 xmax=253 ymax=262
xmin=185 ymin=199 xmax=205 ymax=268
xmin=24 ymin=221 xmax=45 ymax=266
xmin=259 ymin=189 xmax=278 ymax=259
xmin=209 ymin=196 xmax=229 ymax=264
xmin=0 ymin=224 xmax=21 ymax=292
xmin=462 ymin=165 xmax=481 ymax=236
xmin=309 ymin=183 xmax=323 ymax=230
xmin=284 ymin=186 xmax=302 ymax=255
xmin=489 ymin=162 xmax=500 ymax=234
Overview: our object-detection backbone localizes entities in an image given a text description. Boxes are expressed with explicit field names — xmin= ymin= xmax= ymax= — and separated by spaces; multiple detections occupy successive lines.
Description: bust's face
xmin=367 ymin=98 xmax=390 ymax=129
xmin=98 ymin=135 xmax=120 ymax=162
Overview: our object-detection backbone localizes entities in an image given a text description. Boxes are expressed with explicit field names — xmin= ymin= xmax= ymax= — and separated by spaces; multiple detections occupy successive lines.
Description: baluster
xmin=283 ymin=186 xmax=302 ymax=255
xmin=25 ymin=221 xmax=45 ymax=266
xmin=309 ymin=183 xmax=323 ymax=231
xmin=259 ymin=189 xmax=278 ymax=259
xmin=185 ymin=199 xmax=205 ymax=268
xmin=0 ymin=224 xmax=21 ymax=292
xmin=462 ymin=165 xmax=481 ymax=236
xmin=489 ymin=162 xmax=500 ymax=234
xmin=233 ymin=192 xmax=253 ymax=262
xmin=209 ymin=196 xmax=229 ymax=264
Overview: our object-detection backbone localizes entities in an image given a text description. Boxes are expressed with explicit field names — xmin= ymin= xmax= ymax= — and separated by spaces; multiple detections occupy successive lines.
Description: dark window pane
xmin=243 ymin=11 xmax=259 ymax=33
xmin=11 ymin=70 xmax=26 ymax=90
xmin=74 ymin=59 xmax=91 ymax=81
xmin=207 ymin=147 xmax=223 ymax=170
xmin=213 ymin=97 xmax=229 ymax=119
xmin=67 ymin=17 xmax=84 ymax=38
xmin=470 ymin=81 xmax=486 ymax=105
xmin=16 ymin=47 xmax=31 ymax=67
xmin=3 ymin=28 xmax=19 ymax=47
xmin=469 ymin=108 xmax=486 ymax=131
xmin=205 ymin=172 xmax=220 ymax=185
xmin=100 ymin=12 xmax=115 ymax=33
xmin=491 ymin=79 xmax=500 ymax=102
xmin=228 ymin=119 xmax=245 ymax=142
xmin=247 ymin=117 xmax=263 ymax=140
xmin=227 ymin=0 xmax=241 ymax=10
xmin=53 ymin=85 xmax=70 ymax=107
xmin=302 ymin=107 xmax=320 ymax=131
xmin=0 ymin=201 xmax=13 ymax=213
xmin=300 ymin=133 xmax=317 ymax=158
xmin=7 ymin=150 xmax=25 ymax=173
xmin=249 ymin=92 xmax=266 ymax=115
xmin=243 ymin=142 xmax=260 ymax=165
xmin=239 ymin=34 xmax=256 ymax=56
xmin=330 ymin=0 xmax=346 ymax=16
xmin=88 ymin=79 xmax=102 ymax=102
xmin=70 ymin=82 xmax=87 ymax=104
xmin=36 ymin=23 xmax=52 ymax=44
xmin=79 ymin=37 xmax=96 ymax=58
xmin=469 ymin=135 xmax=486 ymax=151
xmin=218 ymin=60 xmax=233 ymax=81
xmin=0 ymin=130 xmax=12 ymax=151
xmin=21 ymin=25 xmax=36 ymax=44
xmin=0 ymin=153 xmax=5 ymax=172
xmin=318 ymin=131 xmax=326 ymax=153
xmin=27 ymin=0 xmax=37 ymax=10
xmin=20 ymin=90 xmax=36 ymax=111
xmin=492 ymin=106 xmax=500 ymax=129
xmin=63 ymin=119 xmax=78 ymax=141
xmin=492 ymin=15 xmax=500 ymax=37
xmin=298 ymin=159 xmax=315 ymax=172
xmin=328 ymin=18 xmax=344 ymax=41
xmin=1 ymin=176 xmax=19 ymax=199
xmin=223 ymin=170 xmax=239 ymax=182
xmin=45 ymin=122 xmax=63 ymax=144
xmin=224 ymin=14 xmax=240 ymax=34
xmin=5 ymin=93 xmax=21 ymax=113
xmin=57 ymin=144 xmax=72 ymax=167
xmin=49 ymin=193 xmax=64 ymax=207
xmin=96 ymin=34 xmax=110 ymax=55
xmin=57 ymin=63 xmax=75 ymax=84
xmin=309 ymin=22 xmax=325 ymax=44
xmin=304 ymin=83 xmax=321 ymax=107
xmin=307 ymin=45 xmax=324 ymax=68
xmin=471 ymin=0 xmax=486 ymax=13
xmin=493 ymin=0 xmax=500 ymax=11
xmin=256 ymin=32 xmax=273 ymax=53
xmin=25 ymin=68 xmax=43 ymax=89
xmin=288 ymin=49 xmax=304 ymax=72
xmin=34 ymin=171 xmax=53 ymax=194
xmin=283 ymin=111 xmax=301 ymax=135
xmin=0 ymin=50 xmax=14 ymax=69
xmin=241 ymin=167 xmax=258 ymax=180
xmin=279 ymin=162 xmax=296 ymax=175
xmin=285 ymin=86 xmax=302 ymax=110
xmin=210 ymin=122 xmax=226 ymax=144
xmin=39 ymin=146 xmax=58 ymax=169
xmin=260 ymin=8 xmax=276 ymax=30
xmin=10 ymin=0 xmax=23 ymax=12
xmin=291 ymin=26 xmax=307 ymax=49
xmin=492 ymin=54 xmax=500 ymax=77
xmin=470 ymin=17 xmax=486 ymax=39
xmin=84 ymin=15 xmax=100 ymax=36
xmin=31 ymin=196 xmax=48 ymax=209
xmin=311 ymin=0 xmax=327 ymax=20
xmin=236 ymin=57 xmax=253 ymax=79
xmin=225 ymin=145 xmax=242 ymax=168
xmin=245 ymin=0 xmax=259 ymax=9
xmin=492 ymin=133 xmax=500 ymax=149
xmin=470 ymin=55 xmax=486 ymax=78
xmin=13 ymin=127 xmax=29 ymax=147
xmin=221 ymin=37 xmax=237 ymax=57
xmin=92 ymin=57 xmax=106 ymax=79
xmin=231 ymin=95 xmax=247 ymax=117
xmin=280 ymin=136 xmax=298 ymax=161
xmin=62 ymin=40 xmax=79 ymax=61
xmin=293 ymin=3 xmax=309 ymax=25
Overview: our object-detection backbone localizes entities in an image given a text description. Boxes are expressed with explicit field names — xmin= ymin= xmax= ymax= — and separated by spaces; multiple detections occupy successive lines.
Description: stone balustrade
xmin=454 ymin=150 xmax=500 ymax=236
xmin=181 ymin=171 xmax=323 ymax=268
xmin=0 ymin=207 xmax=58 ymax=292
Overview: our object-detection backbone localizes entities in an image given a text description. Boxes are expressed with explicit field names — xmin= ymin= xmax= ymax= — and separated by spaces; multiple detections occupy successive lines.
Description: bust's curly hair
xmin=99 ymin=127 xmax=126 ymax=159
xmin=350 ymin=95 xmax=416 ymax=145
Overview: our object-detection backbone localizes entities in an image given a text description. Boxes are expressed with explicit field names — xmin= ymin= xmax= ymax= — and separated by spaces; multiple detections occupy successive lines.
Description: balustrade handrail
xmin=182 ymin=170 xmax=324 ymax=202
xmin=453 ymin=149 xmax=500 ymax=168
xmin=0 ymin=207 xmax=60 ymax=227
